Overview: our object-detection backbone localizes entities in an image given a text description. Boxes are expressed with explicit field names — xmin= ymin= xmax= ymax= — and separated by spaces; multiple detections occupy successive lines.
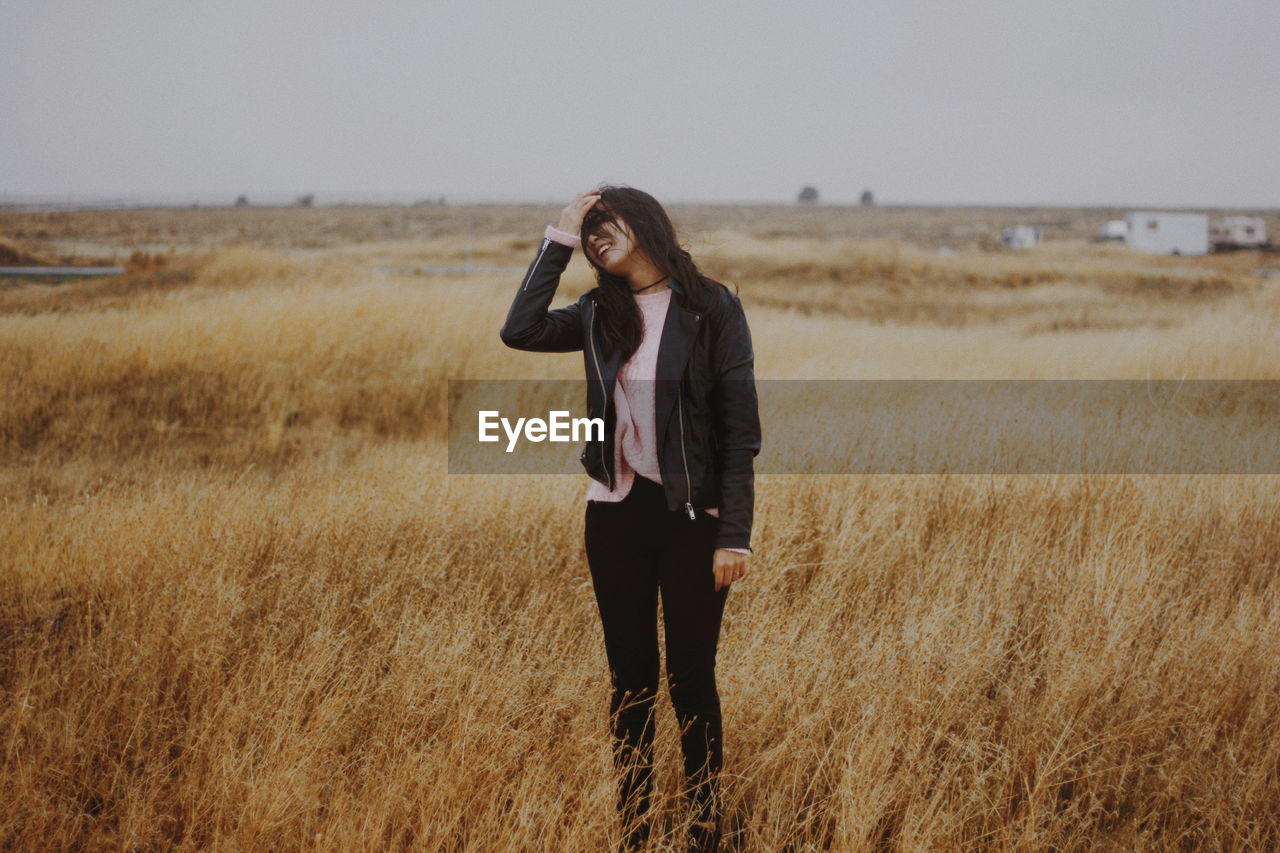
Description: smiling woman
xmin=499 ymin=184 xmax=761 ymax=852
xmin=581 ymin=218 xmax=634 ymax=271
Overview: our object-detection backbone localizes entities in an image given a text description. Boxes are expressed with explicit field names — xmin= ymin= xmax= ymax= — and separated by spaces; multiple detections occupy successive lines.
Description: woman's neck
xmin=626 ymin=260 xmax=668 ymax=293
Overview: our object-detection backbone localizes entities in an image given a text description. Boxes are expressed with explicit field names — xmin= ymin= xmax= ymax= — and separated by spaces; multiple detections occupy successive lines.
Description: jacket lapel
xmin=590 ymin=298 xmax=623 ymax=407
xmin=653 ymin=283 xmax=702 ymax=439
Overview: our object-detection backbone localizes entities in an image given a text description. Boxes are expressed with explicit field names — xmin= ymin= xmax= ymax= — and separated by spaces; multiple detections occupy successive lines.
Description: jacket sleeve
xmin=499 ymin=237 xmax=584 ymax=353
xmin=709 ymin=291 xmax=761 ymax=551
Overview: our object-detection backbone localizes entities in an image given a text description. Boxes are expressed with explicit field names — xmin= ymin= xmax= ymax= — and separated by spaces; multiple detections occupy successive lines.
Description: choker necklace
xmin=629 ymin=276 xmax=668 ymax=294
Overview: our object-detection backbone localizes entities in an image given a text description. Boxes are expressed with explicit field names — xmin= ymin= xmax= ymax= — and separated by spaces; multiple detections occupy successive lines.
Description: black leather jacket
xmin=499 ymin=236 xmax=761 ymax=550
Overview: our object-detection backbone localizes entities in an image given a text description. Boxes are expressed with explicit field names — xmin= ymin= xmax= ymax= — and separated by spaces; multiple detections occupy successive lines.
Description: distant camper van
xmin=1001 ymin=225 xmax=1041 ymax=251
xmin=1098 ymin=220 xmax=1128 ymax=241
xmin=1123 ymin=212 xmax=1209 ymax=256
xmin=1210 ymin=217 xmax=1267 ymax=251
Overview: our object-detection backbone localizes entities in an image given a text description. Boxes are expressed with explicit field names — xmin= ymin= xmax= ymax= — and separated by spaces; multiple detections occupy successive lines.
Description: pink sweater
xmin=545 ymin=225 xmax=751 ymax=555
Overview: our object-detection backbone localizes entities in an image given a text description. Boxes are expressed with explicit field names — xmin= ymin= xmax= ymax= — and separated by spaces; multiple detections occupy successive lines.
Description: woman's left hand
xmin=712 ymin=549 xmax=749 ymax=591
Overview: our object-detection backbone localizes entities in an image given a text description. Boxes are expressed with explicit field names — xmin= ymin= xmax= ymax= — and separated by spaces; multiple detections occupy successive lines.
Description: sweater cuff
xmin=545 ymin=224 xmax=581 ymax=247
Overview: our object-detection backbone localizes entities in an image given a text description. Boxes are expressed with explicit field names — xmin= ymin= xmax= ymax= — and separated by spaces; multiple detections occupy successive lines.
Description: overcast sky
xmin=3 ymin=0 xmax=1277 ymax=207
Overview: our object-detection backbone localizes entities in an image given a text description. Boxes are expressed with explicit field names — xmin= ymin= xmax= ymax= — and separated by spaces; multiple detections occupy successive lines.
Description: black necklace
xmin=629 ymin=276 xmax=668 ymax=294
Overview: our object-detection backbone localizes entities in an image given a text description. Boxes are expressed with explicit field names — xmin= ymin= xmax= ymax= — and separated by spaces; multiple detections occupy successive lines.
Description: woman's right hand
xmin=556 ymin=189 xmax=601 ymax=236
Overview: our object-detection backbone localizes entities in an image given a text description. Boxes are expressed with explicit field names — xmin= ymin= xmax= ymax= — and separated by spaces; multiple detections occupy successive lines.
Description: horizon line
xmin=1 ymin=192 xmax=1276 ymax=213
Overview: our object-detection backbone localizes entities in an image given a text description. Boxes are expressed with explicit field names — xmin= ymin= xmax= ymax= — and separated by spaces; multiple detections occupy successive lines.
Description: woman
xmin=500 ymin=185 xmax=760 ymax=853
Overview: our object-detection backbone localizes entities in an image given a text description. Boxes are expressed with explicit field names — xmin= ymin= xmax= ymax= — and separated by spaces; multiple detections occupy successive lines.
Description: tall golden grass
xmin=3 ymin=207 xmax=1280 ymax=850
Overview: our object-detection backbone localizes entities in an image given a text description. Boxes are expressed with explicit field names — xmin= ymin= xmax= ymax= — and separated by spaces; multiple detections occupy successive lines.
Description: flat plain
xmin=2 ymin=203 xmax=1278 ymax=850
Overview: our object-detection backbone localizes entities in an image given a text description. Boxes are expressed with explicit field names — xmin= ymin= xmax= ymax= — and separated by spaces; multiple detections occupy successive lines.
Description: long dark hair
xmin=581 ymin=184 xmax=726 ymax=362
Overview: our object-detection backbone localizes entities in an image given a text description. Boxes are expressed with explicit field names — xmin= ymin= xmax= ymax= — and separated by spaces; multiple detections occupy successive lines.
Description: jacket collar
xmin=654 ymin=282 xmax=701 ymax=380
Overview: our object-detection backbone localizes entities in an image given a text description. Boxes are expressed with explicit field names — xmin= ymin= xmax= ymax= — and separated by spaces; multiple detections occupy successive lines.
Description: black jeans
xmin=585 ymin=474 xmax=730 ymax=853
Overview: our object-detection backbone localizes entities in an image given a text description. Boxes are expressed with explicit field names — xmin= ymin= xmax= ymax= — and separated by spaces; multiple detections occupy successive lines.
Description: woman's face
xmin=584 ymin=217 xmax=641 ymax=275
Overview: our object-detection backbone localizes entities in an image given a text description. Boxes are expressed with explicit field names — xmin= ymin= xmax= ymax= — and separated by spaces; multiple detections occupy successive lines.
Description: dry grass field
xmin=2 ymin=204 xmax=1279 ymax=850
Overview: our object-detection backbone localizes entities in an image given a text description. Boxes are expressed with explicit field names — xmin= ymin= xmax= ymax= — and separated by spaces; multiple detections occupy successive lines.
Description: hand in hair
xmin=556 ymin=189 xmax=601 ymax=236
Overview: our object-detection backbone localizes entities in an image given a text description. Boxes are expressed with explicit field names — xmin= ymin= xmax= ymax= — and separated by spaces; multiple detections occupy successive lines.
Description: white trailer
xmin=1210 ymin=216 xmax=1267 ymax=250
xmin=1123 ymin=211 xmax=1209 ymax=255
xmin=1098 ymin=219 xmax=1128 ymax=241
xmin=1001 ymin=225 xmax=1041 ymax=250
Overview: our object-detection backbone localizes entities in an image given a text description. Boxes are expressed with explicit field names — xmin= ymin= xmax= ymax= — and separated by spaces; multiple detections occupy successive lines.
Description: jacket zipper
xmin=520 ymin=238 xmax=550 ymax=292
xmin=588 ymin=300 xmax=613 ymax=490
xmin=677 ymin=385 xmax=695 ymax=519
